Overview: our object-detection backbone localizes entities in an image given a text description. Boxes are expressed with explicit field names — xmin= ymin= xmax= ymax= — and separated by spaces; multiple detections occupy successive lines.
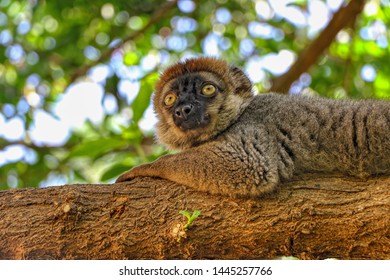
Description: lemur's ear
xmin=229 ymin=66 xmax=253 ymax=95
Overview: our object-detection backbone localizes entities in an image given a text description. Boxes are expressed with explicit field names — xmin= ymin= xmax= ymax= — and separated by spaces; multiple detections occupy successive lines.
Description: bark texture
xmin=0 ymin=175 xmax=389 ymax=260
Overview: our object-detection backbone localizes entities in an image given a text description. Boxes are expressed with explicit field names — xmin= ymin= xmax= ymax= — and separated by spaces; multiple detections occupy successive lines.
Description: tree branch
xmin=1 ymin=175 xmax=389 ymax=259
xmin=69 ymin=0 xmax=179 ymax=84
xmin=270 ymin=0 xmax=365 ymax=93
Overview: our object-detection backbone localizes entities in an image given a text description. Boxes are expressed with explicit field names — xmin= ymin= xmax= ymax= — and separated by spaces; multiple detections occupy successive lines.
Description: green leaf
xmin=190 ymin=210 xmax=202 ymax=222
xmin=123 ymin=52 xmax=139 ymax=66
xmin=68 ymin=138 xmax=128 ymax=159
xmin=131 ymin=72 xmax=159 ymax=123
xmin=179 ymin=210 xmax=192 ymax=220
xmin=101 ymin=164 xmax=132 ymax=181
xmin=374 ymin=73 xmax=390 ymax=98
xmin=179 ymin=209 xmax=202 ymax=230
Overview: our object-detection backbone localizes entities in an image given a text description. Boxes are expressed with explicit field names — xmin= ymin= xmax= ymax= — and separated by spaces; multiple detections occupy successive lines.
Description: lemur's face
xmin=152 ymin=57 xmax=253 ymax=150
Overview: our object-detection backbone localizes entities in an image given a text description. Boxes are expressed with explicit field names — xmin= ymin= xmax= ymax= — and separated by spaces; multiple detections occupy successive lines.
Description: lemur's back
xmin=237 ymin=94 xmax=390 ymax=178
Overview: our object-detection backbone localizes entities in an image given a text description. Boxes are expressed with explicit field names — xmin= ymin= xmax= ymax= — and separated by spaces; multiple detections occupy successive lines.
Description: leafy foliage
xmin=0 ymin=0 xmax=389 ymax=189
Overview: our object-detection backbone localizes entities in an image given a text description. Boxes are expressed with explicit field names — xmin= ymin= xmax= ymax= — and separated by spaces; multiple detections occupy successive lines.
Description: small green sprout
xmin=174 ymin=210 xmax=201 ymax=242
xmin=179 ymin=209 xmax=201 ymax=230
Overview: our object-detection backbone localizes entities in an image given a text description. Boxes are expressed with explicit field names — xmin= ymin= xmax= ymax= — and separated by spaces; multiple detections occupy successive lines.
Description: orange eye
xmin=164 ymin=93 xmax=177 ymax=106
xmin=201 ymin=84 xmax=216 ymax=96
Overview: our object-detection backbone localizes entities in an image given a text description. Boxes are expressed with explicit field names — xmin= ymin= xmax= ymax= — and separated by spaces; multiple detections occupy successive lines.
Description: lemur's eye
xmin=201 ymin=84 xmax=216 ymax=96
xmin=164 ymin=93 xmax=177 ymax=107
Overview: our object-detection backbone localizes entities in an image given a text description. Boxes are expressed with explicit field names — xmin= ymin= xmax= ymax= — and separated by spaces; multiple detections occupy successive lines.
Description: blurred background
xmin=0 ymin=0 xmax=389 ymax=189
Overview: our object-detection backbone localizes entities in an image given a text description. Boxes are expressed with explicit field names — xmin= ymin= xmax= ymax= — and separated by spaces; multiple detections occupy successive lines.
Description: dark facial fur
xmin=169 ymin=74 xmax=214 ymax=131
xmin=153 ymin=57 xmax=253 ymax=150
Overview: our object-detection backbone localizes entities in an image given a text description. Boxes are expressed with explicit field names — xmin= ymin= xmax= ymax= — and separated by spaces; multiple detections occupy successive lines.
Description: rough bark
xmin=0 ymin=175 xmax=389 ymax=260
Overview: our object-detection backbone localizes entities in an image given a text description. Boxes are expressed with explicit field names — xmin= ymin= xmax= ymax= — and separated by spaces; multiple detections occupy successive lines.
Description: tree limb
xmin=0 ymin=175 xmax=389 ymax=259
xmin=69 ymin=0 xmax=179 ymax=84
xmin=270 ymin=0 xmax=365 ymax=93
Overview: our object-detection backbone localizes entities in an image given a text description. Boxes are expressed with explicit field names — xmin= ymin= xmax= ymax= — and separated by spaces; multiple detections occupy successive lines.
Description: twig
xmin=69 ymin=0 xmax=179 ymax=84
xmin=269 ymin=0 xmax=365 ymax=94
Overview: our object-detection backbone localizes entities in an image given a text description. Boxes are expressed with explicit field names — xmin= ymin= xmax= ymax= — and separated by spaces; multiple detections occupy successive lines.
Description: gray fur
xmin=117 ymin=58 xmax=390 ymax=198
xmin=226 ymin=93 xmax=390 ymax=182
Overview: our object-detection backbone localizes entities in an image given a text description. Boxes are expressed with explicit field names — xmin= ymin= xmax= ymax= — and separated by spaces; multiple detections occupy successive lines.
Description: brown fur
xmin=117 ymin=57 xmax=390 ymax=198
xmin=153 ymin=57 xmax=253 ymax=150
